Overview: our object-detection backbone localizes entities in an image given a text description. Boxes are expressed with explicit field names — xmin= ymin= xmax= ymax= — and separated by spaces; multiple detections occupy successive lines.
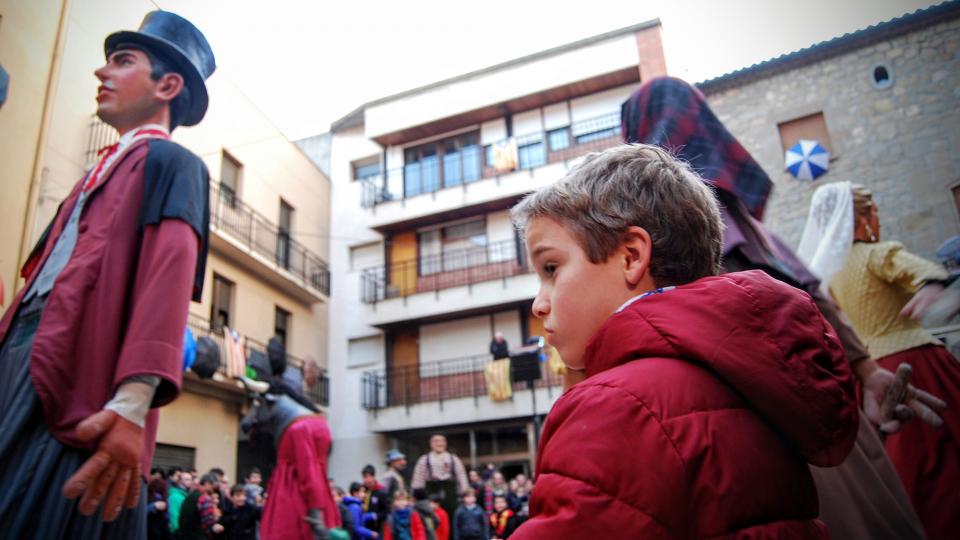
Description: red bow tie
xmin=83 ymin=128 xmax=169 ymax=192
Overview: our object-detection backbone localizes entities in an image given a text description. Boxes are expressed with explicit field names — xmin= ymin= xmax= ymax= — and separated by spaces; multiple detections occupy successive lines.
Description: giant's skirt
xmin=260 ymin=415 xmax=340 ymax=539
xmin=877 ymin=344 xmax=960 ymax=540
xmin=0 ymin=295 xmax=147 ymax=538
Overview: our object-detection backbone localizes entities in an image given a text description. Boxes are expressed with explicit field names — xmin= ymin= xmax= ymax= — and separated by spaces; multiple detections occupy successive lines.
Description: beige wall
xmin=155 ymin=388 xmax=242 ymax=479
xmin=0 ymin=0 xmax=67 ymax=309
xmin=192 ymin=252 xmax=326 ymax=363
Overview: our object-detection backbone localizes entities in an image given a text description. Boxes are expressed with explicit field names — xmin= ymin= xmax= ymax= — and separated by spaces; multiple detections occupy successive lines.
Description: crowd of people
xmin=146 ymin=466 xmax=264 ymax=540
xmin=330 ymin=454 xmax=532 ymax=540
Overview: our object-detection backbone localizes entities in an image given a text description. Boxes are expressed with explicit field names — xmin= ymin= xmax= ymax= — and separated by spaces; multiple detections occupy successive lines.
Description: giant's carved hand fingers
xmin=62 ymin=410 xmax=143 ymax=521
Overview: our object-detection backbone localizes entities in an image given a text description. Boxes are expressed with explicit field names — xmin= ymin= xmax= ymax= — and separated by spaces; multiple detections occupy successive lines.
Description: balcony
xmin=359 ymin=353 xmax=563 ymax=432
xmin=211 ymin=184 xmax=330 ymax=304
xmin=358 ymin=111 xmax=623 ymax=230
xmin=186 ymin=314 xmax=330 ymax=407
xmin=360 ymin=238 xmax=529 ymax=304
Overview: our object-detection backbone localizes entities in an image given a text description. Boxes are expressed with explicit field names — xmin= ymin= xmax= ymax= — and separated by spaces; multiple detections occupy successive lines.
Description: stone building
xmin=699 ymin=1 xmax=960 ymax=260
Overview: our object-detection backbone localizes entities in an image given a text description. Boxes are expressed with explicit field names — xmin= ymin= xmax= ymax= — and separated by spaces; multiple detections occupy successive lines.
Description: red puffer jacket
xmin=514 ymin=270 xmax=858 ymax=539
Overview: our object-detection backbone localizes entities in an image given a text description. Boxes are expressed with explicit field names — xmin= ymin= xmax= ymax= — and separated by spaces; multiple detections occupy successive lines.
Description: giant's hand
xmin=305 ymin=508 xmax=330 ymax=540
xmin=901 ymin=282 xmax=949 ymax=321
xmin=860 ymin=362 xmax=946 ymax=433
xmin=62 ymin=410 xmax=143 ymax=521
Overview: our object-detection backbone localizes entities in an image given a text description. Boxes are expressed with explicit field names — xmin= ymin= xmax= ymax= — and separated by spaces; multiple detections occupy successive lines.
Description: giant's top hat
xmin=104 ymin=11 xmax=216 ymax=126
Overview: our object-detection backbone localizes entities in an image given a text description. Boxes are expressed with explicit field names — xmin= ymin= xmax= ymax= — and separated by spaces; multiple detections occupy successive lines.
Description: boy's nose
xmin=532 ymin=294 xmax=549 ymax=318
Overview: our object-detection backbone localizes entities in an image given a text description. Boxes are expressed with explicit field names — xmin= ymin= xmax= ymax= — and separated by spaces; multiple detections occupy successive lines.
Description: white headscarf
xmin=797 ymin=181 xmax=854 ymax=295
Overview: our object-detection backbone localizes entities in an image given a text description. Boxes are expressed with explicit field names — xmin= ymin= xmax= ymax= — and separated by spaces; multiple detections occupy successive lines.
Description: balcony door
xmin=389 ymin=326 xmax=420 ymax=405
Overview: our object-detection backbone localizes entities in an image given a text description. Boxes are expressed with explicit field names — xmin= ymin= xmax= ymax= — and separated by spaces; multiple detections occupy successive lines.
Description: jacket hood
xmin=343 ymin=496 xmax=363 ymax=505
xmin=583 ymin=270 xmax=857 ymax=466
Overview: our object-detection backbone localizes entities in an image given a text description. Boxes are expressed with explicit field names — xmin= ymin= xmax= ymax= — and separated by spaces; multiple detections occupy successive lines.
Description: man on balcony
xmin=0 ymin=11 xmax=214 ymax=539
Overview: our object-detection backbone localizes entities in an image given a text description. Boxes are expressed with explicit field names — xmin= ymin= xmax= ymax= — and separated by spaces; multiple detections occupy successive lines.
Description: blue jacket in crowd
xmin=343 ymin=496 xmax=379 ymax=539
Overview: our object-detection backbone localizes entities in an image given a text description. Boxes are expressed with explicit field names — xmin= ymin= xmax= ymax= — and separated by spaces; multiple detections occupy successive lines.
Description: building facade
xmin=317 ymin=21 xmax=668 ymax=484
xmin=0 ymin=0 xmax=332 ymax=480
xmin=700 ymin=2 xmax=960 ymax=261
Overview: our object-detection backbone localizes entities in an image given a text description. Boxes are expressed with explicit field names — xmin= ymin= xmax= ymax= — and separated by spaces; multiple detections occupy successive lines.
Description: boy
xmin=179 ymin=474 xmax=225 ymax=539
xmin=344 ymin=482 xmax=380 ymax=539
xmin=452 ymin=489 xmax=487 ymax=540
xmin=488 ymin=494 xmax=518 ymax=540
xmin=382 ymin=490 xmax=426 ymax=540
xmin=219 ymin=484 xmax=262 ymax=540
xmin=509 ymin=144 xmax=858 ymax=538
xmin=332 ymin=486 xmax=357 ymax=540
xmin=428 ymin=493 xmax=449 ymax=540
xmin=243 ymin=468 xmax=263 ymax=506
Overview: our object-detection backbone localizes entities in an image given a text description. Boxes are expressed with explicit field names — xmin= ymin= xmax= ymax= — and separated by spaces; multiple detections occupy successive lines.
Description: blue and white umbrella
xmin=785 ymin=139 xmax=830 ymax=180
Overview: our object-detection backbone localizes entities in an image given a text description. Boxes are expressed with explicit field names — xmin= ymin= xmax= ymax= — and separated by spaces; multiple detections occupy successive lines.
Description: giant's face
xmin=94 ymin=48 xmax=163 ymax=129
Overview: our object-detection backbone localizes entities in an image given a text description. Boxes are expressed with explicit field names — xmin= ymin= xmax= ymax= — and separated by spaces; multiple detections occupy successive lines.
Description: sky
xmin=152 ymin=0 xmax=940 ymax=140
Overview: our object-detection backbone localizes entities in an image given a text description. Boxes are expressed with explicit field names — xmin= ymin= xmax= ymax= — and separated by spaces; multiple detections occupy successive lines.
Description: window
xmin=347 ymin=335 xmax=384 ymax=368
xmin=275 ymin=306 xmax=291 ymax=348
xmin=352 ymin=156 xmax=381 ymax=182
xmin=418 ymin=218 xmax=487 ymax=275
xmin=571 ymin=114 xmax=620 ymax=145
xmin=278 ymin=199 xmax=293 ymax=269
xmin=871 ymin=63 xmax=894 ymax=90
xmin=220 ymin=151 xmax=242 ymax=207
xmin=404 ymin=132 xmax=481 ymax=197
xmin=516 ymin=133 xmax=546 ymax=169
xmin=777 ymin=112 xmax=833 ymax=154
xmin=211 ymin=274 xmax=234 ymax=332
xmin=547 ymin=128 xmax=571 ymax=152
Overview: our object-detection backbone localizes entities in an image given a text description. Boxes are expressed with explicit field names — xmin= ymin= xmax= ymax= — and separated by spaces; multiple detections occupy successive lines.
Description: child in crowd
xmin=332 ymin=486 xmax=355 ymax=540
xmin=411 ymin=488 xmax=439 ymax=540
xmin=179 ymin=473 xmax=225 ymax=539
xmin=452 ymin=489 xmax=487 ymax=540
xmin=489 ymin=494 xmax=518 ymax=540
xmin=243 ymin=467 xmax=263 ymax=506
xmin=428 ymin=494 xmax=449 ymax=540
xmin=344 ymin=482 xmax=380 ymax=539
xmin=219 ymin=484 xmax=262 ymax=540
xmin=508 ymin=144 xmax=857 ymax=538
xmin=382 ymin=490 xmax=426 ymax=540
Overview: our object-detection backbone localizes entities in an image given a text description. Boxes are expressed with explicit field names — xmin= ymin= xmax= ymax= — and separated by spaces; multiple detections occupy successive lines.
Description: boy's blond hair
xmin=511 ymin=143 xmax=723 ymax=287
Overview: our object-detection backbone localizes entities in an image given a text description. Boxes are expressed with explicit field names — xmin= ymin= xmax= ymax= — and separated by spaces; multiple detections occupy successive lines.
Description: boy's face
xmin=494 ymin=497 xmax=508 ymax=512
xmin=463 ymin=493 xmax=477 ymax=506
xmin=527 ymin=217 xmax=636 ymax=371
xmin=394 ymin=497 xmax=409 ymax=510
xmin=248 ymin=472 xmax=261 ymax=485
xmin=231 ymin=491 xmax=247 ymax=507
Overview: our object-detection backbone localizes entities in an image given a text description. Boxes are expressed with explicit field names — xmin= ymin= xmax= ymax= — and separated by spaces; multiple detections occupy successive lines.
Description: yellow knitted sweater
xmin=830 ymin=241 xmax=948 ymax=360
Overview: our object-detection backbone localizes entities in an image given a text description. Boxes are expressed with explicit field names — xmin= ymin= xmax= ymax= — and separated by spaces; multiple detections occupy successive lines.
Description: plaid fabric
xmin=621 ymin=76 xmax=773 ymax=219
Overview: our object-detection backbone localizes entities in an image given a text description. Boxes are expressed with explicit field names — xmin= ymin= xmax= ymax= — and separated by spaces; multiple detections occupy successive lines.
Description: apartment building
xmin=316 ymin=20 xmax=668 ymax=483
xmin=0 ymin=0 xmax=332 ymax=480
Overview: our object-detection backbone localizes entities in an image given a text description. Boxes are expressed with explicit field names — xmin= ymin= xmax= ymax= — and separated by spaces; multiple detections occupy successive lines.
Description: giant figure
xmin=0 ymin=11 xmax=214 ymax=539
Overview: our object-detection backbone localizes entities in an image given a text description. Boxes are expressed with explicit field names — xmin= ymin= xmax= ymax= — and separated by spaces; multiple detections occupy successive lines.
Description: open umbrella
xmin=785 ymin=139 xmax=830 ymax=180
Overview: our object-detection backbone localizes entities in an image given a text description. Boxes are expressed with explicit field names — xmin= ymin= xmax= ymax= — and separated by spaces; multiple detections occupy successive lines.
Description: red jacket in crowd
xmin=514 ymin=270 xmax=858 ymax=539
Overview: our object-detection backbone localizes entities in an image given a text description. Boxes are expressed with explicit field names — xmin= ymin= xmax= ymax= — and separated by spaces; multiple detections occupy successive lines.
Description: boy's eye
xmin=542 ymin=262 xmax=557 ymax=276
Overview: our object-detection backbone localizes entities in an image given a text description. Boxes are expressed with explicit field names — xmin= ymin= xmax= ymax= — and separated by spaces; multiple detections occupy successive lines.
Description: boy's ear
xmin=155 ymin=72 xmax=184 ymax=103
xmin=621 ymin=225 xmax=653 ymax=286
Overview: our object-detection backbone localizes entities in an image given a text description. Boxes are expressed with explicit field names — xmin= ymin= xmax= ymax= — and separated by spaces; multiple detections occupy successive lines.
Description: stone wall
xmin=704 ymin=16 xmax=960 ymax=261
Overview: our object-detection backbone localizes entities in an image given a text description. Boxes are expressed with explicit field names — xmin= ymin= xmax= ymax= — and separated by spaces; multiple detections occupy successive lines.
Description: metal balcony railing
xmin=211 ymin=184 xmax=330 ymax=296
xmin=360 ymin=111 xmax=623 ymax=208
xmin=361 ymin=352 xmax=562 ymax=410
xmin=186 ymin=314 xmax=330 ymax=407
xmin=359 ymin=238 xmax=528 ymax=304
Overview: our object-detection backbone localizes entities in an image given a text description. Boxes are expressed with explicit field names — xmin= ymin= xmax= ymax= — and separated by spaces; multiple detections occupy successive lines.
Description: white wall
xmin=513 ymin=109 xmax=543 ymax=137
xmin=543 ymin=102 xmax=571 ymax=131
xmin=364 ymin=34 xmax=640 ymax=139
xmin=569 ymin=83 xmax=636 ymax=122
xmin=481 ymin=119 xmax=507 ymax=145
xmin=420 ymin=314 xmax=493 ymax=364
xmin=486 ymin=210 xmax=516 ymax=244
xmin=327 ymin=124 xmax=390 ymax=483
